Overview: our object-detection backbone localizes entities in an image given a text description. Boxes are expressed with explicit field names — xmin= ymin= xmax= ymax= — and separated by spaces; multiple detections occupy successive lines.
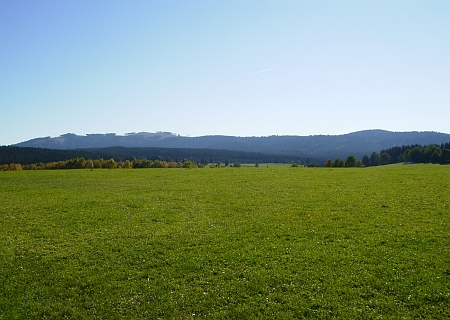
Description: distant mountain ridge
xmin=14 ymin=130 xmax=450 ymax=159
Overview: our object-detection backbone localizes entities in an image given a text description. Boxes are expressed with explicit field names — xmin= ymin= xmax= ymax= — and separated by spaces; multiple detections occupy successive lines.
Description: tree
xmin=409 ymin=146 xmax=424 ymax=163
xmin=65 ymin=159 xmax=76 ymax=169
xmin=74 ymin=157 xmax=86 ymax=169
xmin=424 ymin=145 xmax=441 ymax=163
xmin=345 ymin=155 xmax=357 ymax=167
xmin=182 ymin=160 xmax=197 ymax=168
xmin=324 ymin=159 xmax=332 ymax=167
xmin=404 ymin=150 xmax=411 ymax=162
xmin=94 ymin=159 xmax=103 ymax=168
xmin=106 ymin=158 xmax=117 ymax=169
xmin=152 ymin=160 xmax=165 ymax=168
xmin=118 ymin=160 xmax=132 ymax=168
xmin=430 ymin=151 xmax=441 ymax=164
xmin=441 ymin=148 xmax=450 ymax=165
xmin=333 ymin=158 xmax=344 ymax=167
xmin=8 ymin=163 xmax=22 ymax=171
xmin=380 ymin=153 xmax=391 ymax=165
xmin=85 ymin=159 xmax=94 ymax=169
xmin=361 ymin=155 xmax=371 ymax=167
xmin=370 ymin=152 xmax=381 ymax=166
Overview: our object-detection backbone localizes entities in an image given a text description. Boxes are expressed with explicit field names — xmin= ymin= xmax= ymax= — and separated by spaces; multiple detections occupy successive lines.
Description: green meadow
xmin=1 ymin=165 xmax=449 ymax=319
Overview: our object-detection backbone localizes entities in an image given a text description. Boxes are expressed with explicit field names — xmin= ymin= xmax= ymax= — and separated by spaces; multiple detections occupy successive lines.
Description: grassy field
xmin=1 ymin=165 xmax=449 ymax=319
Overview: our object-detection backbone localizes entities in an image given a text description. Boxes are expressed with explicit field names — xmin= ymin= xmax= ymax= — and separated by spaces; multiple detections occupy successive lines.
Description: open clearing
xmin=1 ymin=165 xmax=449 ymax=318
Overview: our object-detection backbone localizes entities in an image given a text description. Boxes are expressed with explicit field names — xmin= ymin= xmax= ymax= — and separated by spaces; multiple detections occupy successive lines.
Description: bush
xmin=182 ymin=161 xmax=197 ymax=168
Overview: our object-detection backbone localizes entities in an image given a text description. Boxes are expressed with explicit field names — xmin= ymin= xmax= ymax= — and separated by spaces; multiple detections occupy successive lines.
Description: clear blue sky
xmin=1 ymin=0 xmax=449 ymax=145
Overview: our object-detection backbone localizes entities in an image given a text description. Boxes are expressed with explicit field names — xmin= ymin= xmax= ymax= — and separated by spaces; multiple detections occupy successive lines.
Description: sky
xmin=1 ymin=0 xmax=449 ymax=145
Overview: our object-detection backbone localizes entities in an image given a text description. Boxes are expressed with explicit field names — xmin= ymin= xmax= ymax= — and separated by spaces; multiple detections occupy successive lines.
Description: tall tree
xmin=333 ymin=158 xmax=344 ymax=167
xmin=424 ymin=145 xmax=441 ymax=163
xmin=370 ymin=152 xmax=381 ymax=166
xmin=345 ymin=155 xmax=356 ymax=167
xmin=380 ymin=153 xmax=391 ymax=165
xmin=361 ymin=155 xmax=371 ymax=167
xmin=441 ymin=148 xmax=450 ymax=165
xmin=105 ymin=158 xmax=116 ymax=169
xmin=409 ymin=146 xmax=424 ymax=163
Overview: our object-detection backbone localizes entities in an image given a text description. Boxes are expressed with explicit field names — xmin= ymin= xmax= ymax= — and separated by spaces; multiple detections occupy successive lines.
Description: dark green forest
xmin=324 ymin=143 xmax=450 ymax=167
xmin=0 ymin=146 xmax=320 ymax=169
xmin=0 ymin=147 xmax=99 ymax=165
xmin=362 ymin=142 xmax=450 ymax=166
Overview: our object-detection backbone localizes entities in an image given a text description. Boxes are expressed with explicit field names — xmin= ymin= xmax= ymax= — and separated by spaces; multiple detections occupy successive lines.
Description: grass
xmin=1 ymin=165 xmax=449 ymax=319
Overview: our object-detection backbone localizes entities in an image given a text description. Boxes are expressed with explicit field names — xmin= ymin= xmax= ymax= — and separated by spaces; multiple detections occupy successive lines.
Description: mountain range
xmin=14 ymin=130 xmax=450 ymax=160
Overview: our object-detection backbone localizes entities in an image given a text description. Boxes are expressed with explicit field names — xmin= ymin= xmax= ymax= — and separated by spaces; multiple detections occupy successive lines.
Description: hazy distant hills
xmin=14 ymin=130 xmax=450 ymax=160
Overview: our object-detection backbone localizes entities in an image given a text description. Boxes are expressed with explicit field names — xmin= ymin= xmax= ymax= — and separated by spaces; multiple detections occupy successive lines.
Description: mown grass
xmin=0 ymin=165 xmax=449 ymax=319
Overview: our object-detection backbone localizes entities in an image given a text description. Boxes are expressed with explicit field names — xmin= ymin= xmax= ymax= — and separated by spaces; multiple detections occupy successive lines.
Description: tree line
xmin=0 ymin=158 xmax=200 ymax=171
xmin=321 ymin=142 xmax=450 ymax=167
xmin=323 ymin=155 xmax=362 ymax=167
xmin=0 ymin=146 xmax=320 ymax=167
xmin=0 ymin=146 xmax=98 ymax=165
xmin=363 ymin=142 xmax=450 ymax=166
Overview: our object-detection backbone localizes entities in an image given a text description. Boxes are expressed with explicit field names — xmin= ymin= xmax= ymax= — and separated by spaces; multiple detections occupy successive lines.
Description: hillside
xmin=0 ymin=146 xmax=317 ymax=166
xmin=13 ymin=130 xmax=450 ymax=160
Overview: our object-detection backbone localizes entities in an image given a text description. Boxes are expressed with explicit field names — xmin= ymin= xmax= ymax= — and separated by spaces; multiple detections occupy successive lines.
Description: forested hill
xmin=0 ymin=146 xmax=318 ymax=166
xmin=13 ymin=130 xmax=450 ymax=160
